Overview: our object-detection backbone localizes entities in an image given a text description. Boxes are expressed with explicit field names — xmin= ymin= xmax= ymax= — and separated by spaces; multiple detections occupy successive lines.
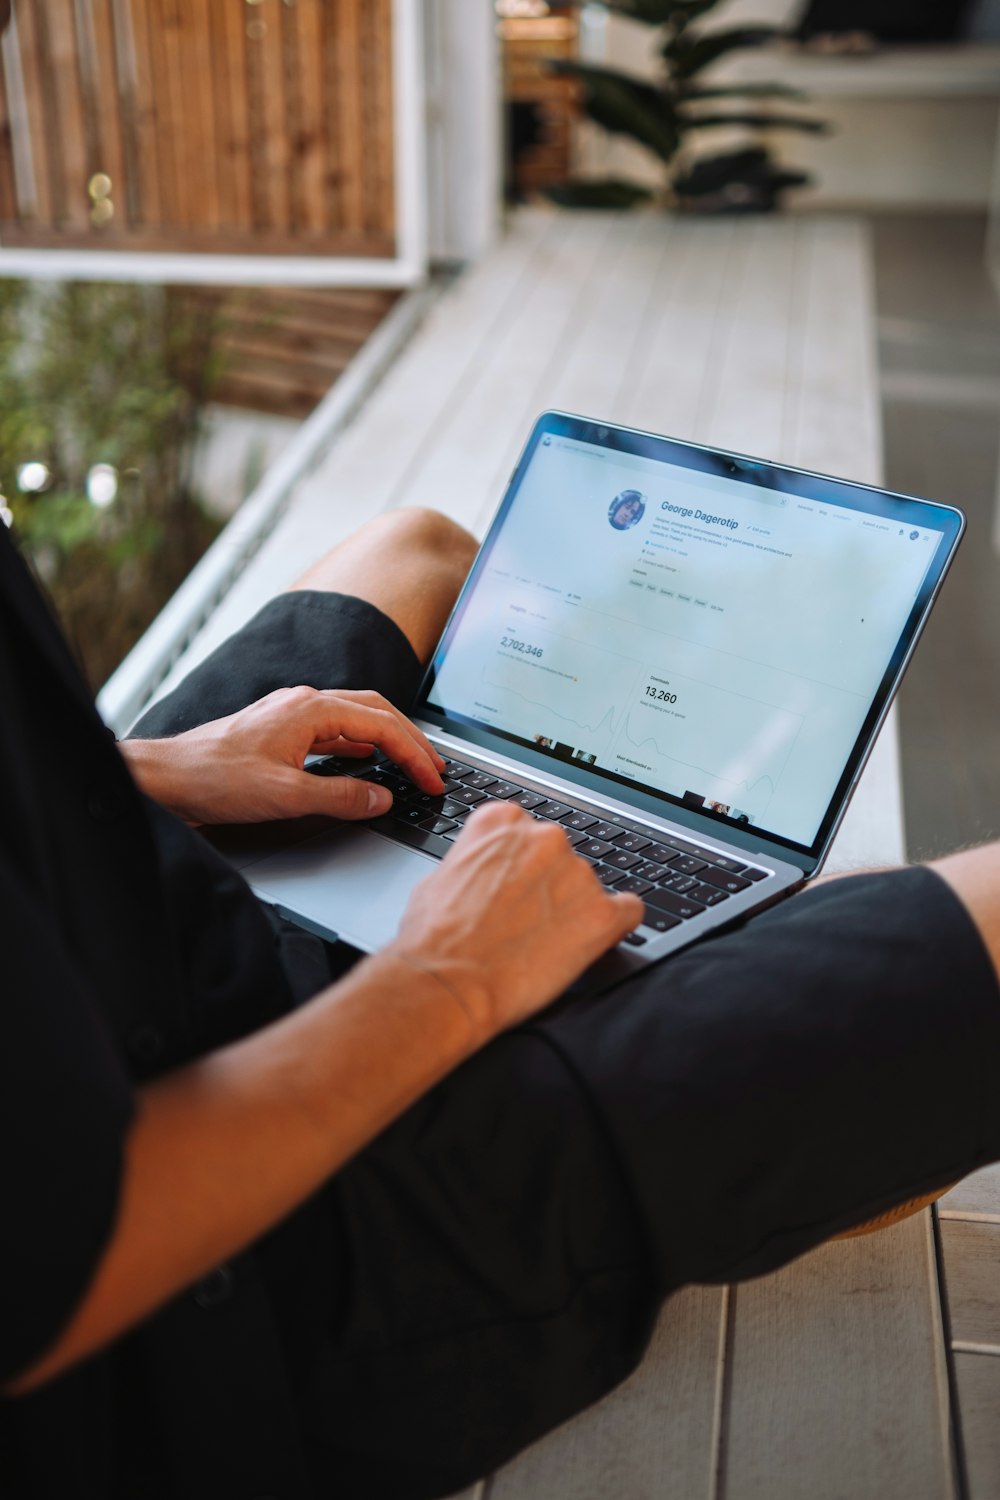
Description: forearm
xmin=6 ymin=950 xmax=483 ymax=1396
xmin=117 ymin=736 xmax=201 ymax=822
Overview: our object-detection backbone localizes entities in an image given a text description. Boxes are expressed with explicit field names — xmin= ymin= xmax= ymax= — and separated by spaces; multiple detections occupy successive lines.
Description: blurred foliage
xmin=549 ymin=0 xmax=826 ymax=213
xmin=0 ymin=280 xmax=224 ymax=690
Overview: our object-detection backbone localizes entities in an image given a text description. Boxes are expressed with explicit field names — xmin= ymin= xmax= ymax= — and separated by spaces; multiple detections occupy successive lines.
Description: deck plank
xmin=720 ymin=1216 xmax=954 ymax=1500
xmin=941 ymin=1164 xmax=1000 ymax=1220
xmin=488 ymin=1288 xmax=726 ymax=1500
xmin=939 ymin=1219 xmax=1000 ymax=1347
xmin=953 ymin=1352 xmax=1000 ymax=1500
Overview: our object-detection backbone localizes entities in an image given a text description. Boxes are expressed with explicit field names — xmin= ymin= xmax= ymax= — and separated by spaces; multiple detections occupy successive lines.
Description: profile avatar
xmin=608 ymin=489 xmax=646 ymax=531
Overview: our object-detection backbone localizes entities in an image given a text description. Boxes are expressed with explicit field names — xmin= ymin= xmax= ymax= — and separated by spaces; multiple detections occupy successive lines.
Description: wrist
xmin=372 ymin=946 xmax=496 ymax=1054
xmin=118 ymin=738 xmax=201 ymax=824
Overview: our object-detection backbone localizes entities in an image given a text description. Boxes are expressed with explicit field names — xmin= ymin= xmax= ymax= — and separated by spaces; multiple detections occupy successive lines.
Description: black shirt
xmin=0 ymin=526 xmax=320 ymax=1497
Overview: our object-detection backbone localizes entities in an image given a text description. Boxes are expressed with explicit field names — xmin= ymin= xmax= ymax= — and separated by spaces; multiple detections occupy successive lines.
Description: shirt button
xmin=194 ymin=1265 xmax=235 ymax=1309
xmin=126 ymin=1025 xmax=164 ymax=1064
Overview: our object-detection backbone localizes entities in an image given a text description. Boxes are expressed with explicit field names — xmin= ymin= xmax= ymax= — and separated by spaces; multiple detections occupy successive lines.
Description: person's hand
xmin=385 ymin=800 xmax=645 ymax=1041
xmin=119 ymin=686 xmax=445 ymax=825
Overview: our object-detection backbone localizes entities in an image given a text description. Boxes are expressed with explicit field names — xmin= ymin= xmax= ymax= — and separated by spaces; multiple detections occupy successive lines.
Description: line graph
xmin=482 ymin=644 xmax=804 ymax=812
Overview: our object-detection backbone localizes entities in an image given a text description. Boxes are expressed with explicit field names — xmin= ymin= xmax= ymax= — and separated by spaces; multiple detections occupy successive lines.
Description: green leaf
xmin=544 ymin=178 xmax=654 ymax=209
xmin=672 ymin=146 xmax=811 ymax=203
xmin=664 ymin=26 xmax=783 ymax=78
xmin=678 ymin=111 xmax=829 ymax=134
xmin=677 ymin=81 xmax=807 ymax=101
xmin=548 ymin=61 xmax=679 ymax=163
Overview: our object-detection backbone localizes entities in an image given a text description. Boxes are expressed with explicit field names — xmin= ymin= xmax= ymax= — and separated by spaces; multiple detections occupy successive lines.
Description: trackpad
xmin=246 ymin=826 xmax=435 ymax=951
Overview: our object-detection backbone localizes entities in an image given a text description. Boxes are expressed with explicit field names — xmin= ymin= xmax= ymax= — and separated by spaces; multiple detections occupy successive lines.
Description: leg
xmin=130 ymin=509 xmax=476 ymax=737
xmin=931 ymin=843 xmax=1000 ymax=989
xmin=271 ymin=852 xmax=1000 ymax=1497
xmin=289 ymin=508 xmax=478 ymax=664
xmin=536 ymin=855 xmax=1000 ymax=1289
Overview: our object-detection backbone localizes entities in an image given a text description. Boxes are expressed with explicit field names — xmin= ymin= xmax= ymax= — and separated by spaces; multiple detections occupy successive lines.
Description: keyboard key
xmin=391 ymin=805 xmax=430 ymax=826
xmin=489 ymin=780 xmax=523 ymax=800
xmin=670 ymin=854 xmax=707 ymax=876
xmin=576 ymin=838 xmax=614 ymax=861
xmin=441 ymin=799 xmax=471 ymax=819
xmin=622 ymin=931 xmax=648 ymax=947
xmin=617 ymin=876 xmax=654 ymax=896
xmin=451 ymin=786 xmax=489 ymax=806
xmin=591 ymin=821 xmax=625 ymax=843
xmin=634 ymin=860 xmax=669 ymax=882
xmin=408 ymin=790 xmax=446 ymax=810
xmin=660 ymin=834 xmax=707 ymax=856
xmin=742 ymin=866 xmax=768 ymax=882
xmin=594 ymin=864 xmax=626 ymax=887
xmin=698 ymin=866 xmax=752 ymax=894
xmin=561 ymin=810 xmax=599 ymax=832
xmin=612 ymin=831 xmax=652 ymax=854
xmin=562 ymin=828 xmax=590 ymax=848
xmin=459 ymin=770 xmax=497 ymax=790
xmin=664 ymin=874 xmax=699 ymax=894
xmin=513 ymin=791 xmax=546 ymax=810
xmin=642 ymin=909 xmax=682 ymax=934
xmin=535 ymin=800 xmax=573 ymax=820
xmin=441 ymin=759 xmax=472 ymax=778
xmin=688 ymin=881 xmax=729 ymax=907
xmin=420 ymin=816 xmax=461 ymax=836
xmin=645 ymin=843 xmax=679 ymax=866
xmin=646 ymin=887 xmax=707 ymax=921
xmin=606 ymin=850 xmax=642 ymax=872
xmin=696 ymin=850 xmax=748 ymax=874
xmin=308 ymin=755 xmax=373 ymax=777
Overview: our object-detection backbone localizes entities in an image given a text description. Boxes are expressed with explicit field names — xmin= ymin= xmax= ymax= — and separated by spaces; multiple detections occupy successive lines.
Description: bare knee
xmin=377 ymin=507 xmax=478 ymax=572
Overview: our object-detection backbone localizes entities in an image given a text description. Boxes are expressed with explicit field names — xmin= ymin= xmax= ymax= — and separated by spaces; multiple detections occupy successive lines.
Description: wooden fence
xmin=0 ymin=0 xmax=396 ymax=257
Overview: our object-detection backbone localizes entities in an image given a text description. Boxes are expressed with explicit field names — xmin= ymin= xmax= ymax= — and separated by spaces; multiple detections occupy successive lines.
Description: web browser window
xmin=427 ymin=432 xmax=945 ymax=848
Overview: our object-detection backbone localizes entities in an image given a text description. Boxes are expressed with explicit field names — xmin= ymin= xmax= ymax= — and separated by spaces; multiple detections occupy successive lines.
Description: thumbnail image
xmin=572 ymin=748 xmax=597 ymax=766
xmin=706 ymin=800 xmax=731 ymax=816
xmin=608 ymin=488 xmax=646 ymax=531
xmin=533 ymin=734 xmax=554 ymax=749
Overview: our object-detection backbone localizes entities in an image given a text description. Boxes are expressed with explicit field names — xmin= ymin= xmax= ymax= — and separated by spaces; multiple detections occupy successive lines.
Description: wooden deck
xmin=137 ymin=208 xmax=997 ymax=1498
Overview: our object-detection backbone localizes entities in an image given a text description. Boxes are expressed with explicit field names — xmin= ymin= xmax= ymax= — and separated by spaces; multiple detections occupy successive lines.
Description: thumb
xmin=311 ymin=774 xmax=393 ymax=822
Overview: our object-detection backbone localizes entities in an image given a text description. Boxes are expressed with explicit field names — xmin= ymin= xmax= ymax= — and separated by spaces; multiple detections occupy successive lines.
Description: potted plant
xmin=548 ymin=0 xmax=827 ymax=213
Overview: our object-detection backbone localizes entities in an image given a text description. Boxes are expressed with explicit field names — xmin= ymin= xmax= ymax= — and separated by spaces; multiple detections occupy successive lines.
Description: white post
xmin=423 ymin=0 xmax=502 ymax=263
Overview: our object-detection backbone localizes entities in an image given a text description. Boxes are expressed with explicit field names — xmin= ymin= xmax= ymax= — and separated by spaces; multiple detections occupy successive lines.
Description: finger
xmin=607 ymin=890 xmax=646 ymax=938
xmin=310 ymin=737 xmax=376 ymax=758
xmin=294 ymin=697 xmax=444 ymax=792
xmin=297 ymin=773 xmax=393 ymax=822
xmin=333 ymin=691 xmax=447 ymax=775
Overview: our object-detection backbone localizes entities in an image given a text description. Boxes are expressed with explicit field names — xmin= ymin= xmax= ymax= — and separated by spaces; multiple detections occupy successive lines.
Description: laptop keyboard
xmin=308 ymin=752 xmax=769 ymax=944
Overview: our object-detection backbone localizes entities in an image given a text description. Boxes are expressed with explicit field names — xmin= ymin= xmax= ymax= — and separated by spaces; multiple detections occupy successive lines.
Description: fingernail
xmin=367 ymin=785 xmax=392 ymax=815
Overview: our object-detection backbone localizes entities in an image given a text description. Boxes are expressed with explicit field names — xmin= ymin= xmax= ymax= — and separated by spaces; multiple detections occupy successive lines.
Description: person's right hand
xmin=386 ymin=800 xmax=644 ymax=1044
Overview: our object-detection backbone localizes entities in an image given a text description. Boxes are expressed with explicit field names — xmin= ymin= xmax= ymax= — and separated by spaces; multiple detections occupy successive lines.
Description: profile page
xmin=427 ymin=433 xmax=943 ymax=849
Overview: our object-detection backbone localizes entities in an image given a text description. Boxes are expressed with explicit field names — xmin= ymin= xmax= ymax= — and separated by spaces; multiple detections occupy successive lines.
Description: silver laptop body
xmin=218 ymin=413 xmax=964 ymax=996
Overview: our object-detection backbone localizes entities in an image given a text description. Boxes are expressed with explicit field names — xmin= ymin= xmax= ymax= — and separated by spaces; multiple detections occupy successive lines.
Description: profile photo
xmin=608 ymin=489 xmax=646 ymax=531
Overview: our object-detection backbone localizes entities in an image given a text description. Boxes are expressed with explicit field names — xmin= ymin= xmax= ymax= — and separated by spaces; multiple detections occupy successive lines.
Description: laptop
xmin=217 ymin=412 xmax=964 ymax=995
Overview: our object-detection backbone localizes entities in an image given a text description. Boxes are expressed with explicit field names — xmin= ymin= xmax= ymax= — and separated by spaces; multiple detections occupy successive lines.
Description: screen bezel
xmin=413 ymin=412 xmax=965 ymax=873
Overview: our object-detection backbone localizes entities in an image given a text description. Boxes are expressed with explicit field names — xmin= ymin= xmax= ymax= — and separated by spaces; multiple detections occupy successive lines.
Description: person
xmin=2 ymin=507 xmax=1000 ymax=1500
xmin=608 ymin=490 xmax=645 ymax=530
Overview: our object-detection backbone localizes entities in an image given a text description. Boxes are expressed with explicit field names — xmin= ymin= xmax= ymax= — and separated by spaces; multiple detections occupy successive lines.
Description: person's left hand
xmin=119 ymin=686 xmax=445 ymax=825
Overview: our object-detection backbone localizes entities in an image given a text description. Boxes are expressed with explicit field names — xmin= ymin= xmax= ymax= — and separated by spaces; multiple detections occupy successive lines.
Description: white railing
xmin=97 ymin=282 xmax=438 ymax=735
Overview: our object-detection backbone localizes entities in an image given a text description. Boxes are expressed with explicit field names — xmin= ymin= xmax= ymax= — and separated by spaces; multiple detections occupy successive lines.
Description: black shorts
xmin=132 ymin=588 xmax=1000 ymax=1498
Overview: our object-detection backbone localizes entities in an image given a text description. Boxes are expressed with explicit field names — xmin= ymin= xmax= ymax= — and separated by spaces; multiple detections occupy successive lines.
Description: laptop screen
xmin=418 ymin=414 xmax=963 ymax=861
